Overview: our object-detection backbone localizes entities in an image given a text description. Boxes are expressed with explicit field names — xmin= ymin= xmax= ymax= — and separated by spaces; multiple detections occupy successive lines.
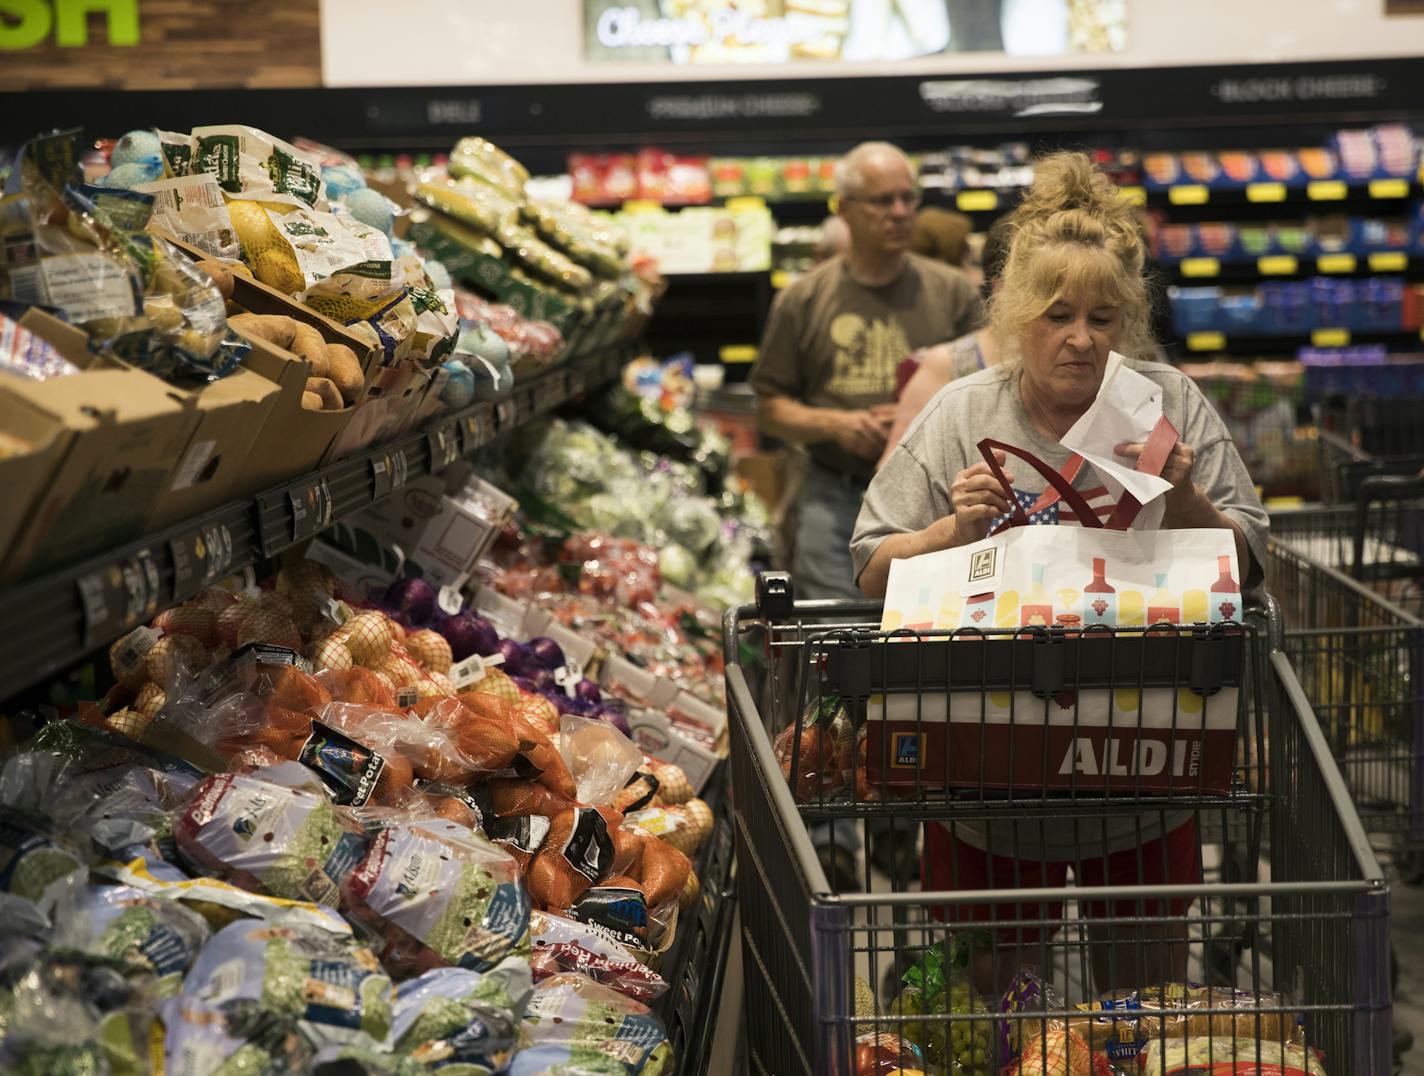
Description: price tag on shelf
xmin=553 ymin=658 xmax=585 ymax=699
xmin=449 ymin=650 xmax=505 ymax=690
xmin=1369 ymin=178 xmax=1409 ymax=200
xmin=1317 ymin=253 xmax=1357 ymax=274
xmin=1117 ymin=185 xmax=1147 ymax=207
xmin=1312 ymin=328 xmax=1351 ymax=347
xmin=1368 ymin=251 xmax=1408 ymax=272
xmin=1257 ymin=255 xmax=1298 ymax=276
xmin=719 ymin=344 xmax=757 ymax=365
xmin=770 ymin=269 xmax=791 ymax=290
xmin=371 ymin=455 xmax=392 ymax=499
xmin=77 ymin=548 xmax=159 ymax=646
xmin=427 ymin=424 xmax=460 ymax=473
xmin=1246 ymin=183 xmax=1286 ymax=203
xmin=170 ymin=535 xmax=196 ymax=595
xmin=289 ymin=480 xmax=330 ymax=544
xmin=1187 ymin=332 xmax=1226 ymax=352
xmin=460 ymin=414 xmax=485 ymax=455
xmin=955 ymin=189 xmax=998 ymax=212
xmin=1307 ymin=180 xmax=1347 ymax=201
xmin=495 ymin=399 xmax=516 ymax=427
xmin=1168 ymin=185 xmax=1209 ymax=205
xmin=390 ymin=449 xmax=409 ymax=491
xmin=1179 ymin=257 xmax=1220 ymax=278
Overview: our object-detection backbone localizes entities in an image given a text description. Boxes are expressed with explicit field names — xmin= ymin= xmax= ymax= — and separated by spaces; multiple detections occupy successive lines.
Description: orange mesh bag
xmin=526 ymin=806 xmax=623 ymax=910
xmin=636 ymin=836 xmax=691 ymax=908
xmin=315 ymin=667 xmax=398 ymax=709
xmin=488 ymin=779 xmax=578 ymax=820
xmin=408 ymin=697 xmax=521 ymax=774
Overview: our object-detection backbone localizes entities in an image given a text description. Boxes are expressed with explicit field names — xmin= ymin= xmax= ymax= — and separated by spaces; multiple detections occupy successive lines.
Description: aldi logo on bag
xmin=892 ymin=732 xmax=922 ymax=768
xmin=968 ymin=547 xmax=997 ymax=583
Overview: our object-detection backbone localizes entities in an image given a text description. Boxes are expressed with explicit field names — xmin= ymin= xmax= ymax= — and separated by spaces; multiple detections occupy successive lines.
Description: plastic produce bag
xmin=160 ymin=916 xmax=392 ymax=1069
xmin=52 ymin=762 xmax=198 ymax=865
xmin=57 ymin=883 xmax=210 ymax=987
xmin=390 ymin=961 xmax=532 ymax=1070
xmin=137 ymin=170 xmax=240 ymax=261
xmin=174 ymin=761 xmax=369 ymax=906
xmin=509 ymin=973 xmax=673 ymax=1076
xmin=528 ymin=910 xmax=667 ymax=1002
xmin=341 ymin=817 xmax=530 ymax=978
xmin=886 ymin=934 xmax=995 ymax=1074
xmin=559 ymin=715 xmax=643 ymax=807
xmin=1138 ymin=1037 xmax=1327 ymax=1075
xmin=190 ymin=125 xmax=326 ymax=209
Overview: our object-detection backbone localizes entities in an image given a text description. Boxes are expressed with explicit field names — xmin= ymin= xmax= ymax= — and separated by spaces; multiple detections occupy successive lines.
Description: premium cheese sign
xmin=0 ymin=0 xmax=321 ymax=91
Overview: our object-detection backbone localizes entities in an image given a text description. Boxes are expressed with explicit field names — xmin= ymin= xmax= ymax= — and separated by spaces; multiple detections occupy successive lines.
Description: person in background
xmin=750 ymin=141 xmax=981 ymax=603
xmin=910 ymin=205 xmax=974 ymax=274
xmin=852 ymin=151 xmax=1267 ymax=994
xmin=877 ymin=214 xmax=1014 ymax=470
xmin=816 ymin=215 xmax=852 ymax=262
xmin=751 ymin=141 xmax=980 ymax=890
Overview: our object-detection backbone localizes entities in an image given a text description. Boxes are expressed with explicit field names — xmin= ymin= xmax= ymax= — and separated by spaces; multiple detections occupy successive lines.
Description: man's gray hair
xmin=834 ymin=141 xmax=916 ymax=202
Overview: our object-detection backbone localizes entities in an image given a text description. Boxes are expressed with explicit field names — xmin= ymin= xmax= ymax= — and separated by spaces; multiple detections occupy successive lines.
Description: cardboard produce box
xmin=0 ymin=312 xmax=197 ymax=583
xmin=33 ymin=307 xmax=282 ymax=527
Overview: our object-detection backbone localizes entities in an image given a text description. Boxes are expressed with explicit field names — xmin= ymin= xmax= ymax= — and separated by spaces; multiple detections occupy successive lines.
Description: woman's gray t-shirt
xmin=849 ymin=358 xmax=1269 ymax=859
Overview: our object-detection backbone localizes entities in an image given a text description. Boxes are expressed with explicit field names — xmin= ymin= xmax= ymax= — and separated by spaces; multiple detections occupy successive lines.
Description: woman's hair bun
xmin=1018 ymin=152 xmax=1124 ymax=223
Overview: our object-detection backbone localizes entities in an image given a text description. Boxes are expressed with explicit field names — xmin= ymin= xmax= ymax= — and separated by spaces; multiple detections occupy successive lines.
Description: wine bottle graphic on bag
xmin=1119 ymin=586 xmax=1146 ymax=627
xmin=1182 ymin=586 xmax=1209 ymax=624
xmin=934 ymin=590 xmax=964 ymax=630
xmin=1083 ymin=557 xmax=1117 ymax=626
xmin=1021 ymin=564 xmax=1053 ymax=627
xmin=995 ymin=589 xmax=1020 ymax=629
xmin=907 ymin=587 xmax=934 ymax=631
xmin=1147 ymin=573 xmax=1180 ymax=627
xmin=963 ymin=591 xmax=995 ymax=628
xmin=1211 ymin=554 xmax=1241 ymax=622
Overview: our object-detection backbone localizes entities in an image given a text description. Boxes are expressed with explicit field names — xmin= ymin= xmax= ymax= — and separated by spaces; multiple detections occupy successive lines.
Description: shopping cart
xmin=1317 ymin=424 xmax=1424 ymax=507
xmin=726 ymin=574 xmax=1390 ymax=1075
xmin=1265 ymin=534 xmax=1424 ymax=882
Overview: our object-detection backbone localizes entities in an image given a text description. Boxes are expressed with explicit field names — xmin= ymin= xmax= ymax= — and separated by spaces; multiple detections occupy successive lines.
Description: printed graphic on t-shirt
xmin=994 ymin=486 xmax=1115 ymax=528
xmin=827 ymin=312 xmax=909 ymax=396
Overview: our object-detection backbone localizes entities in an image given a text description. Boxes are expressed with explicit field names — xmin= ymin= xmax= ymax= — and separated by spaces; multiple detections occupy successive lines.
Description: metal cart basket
xmin=725 ymin=576 xmax=1390 ymax=1075
xmin=1265 ymin=534 xmax=1424 ymax=879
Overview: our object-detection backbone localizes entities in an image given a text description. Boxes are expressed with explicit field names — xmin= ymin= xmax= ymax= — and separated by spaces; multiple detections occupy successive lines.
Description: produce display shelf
xmin=653 ymin=762 xmax=737 ymax=1076
xmin=0 ymin=346 xmax=635 ymax=704
xmin=1161 ymin=251 xmax=1419 ymax=284
xmin=1178 ymin=327 xmax=1424 ymax=354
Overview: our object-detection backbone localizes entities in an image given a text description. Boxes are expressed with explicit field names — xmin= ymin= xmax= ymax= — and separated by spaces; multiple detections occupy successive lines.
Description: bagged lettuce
xmin=509 ymin=973 xmax=672 ymax=1076
xmin=174 ymin=762 xmax=368 ymax=907
xmin=58 ymin=883 xmax=210 ymax=988
xmin=390 ymin=961 xmax=532 ymax=1072
xmin=341 ymin=818 xmax=530 ymax=978
xmin=164 ymin=917 xmax=392 ymax=1057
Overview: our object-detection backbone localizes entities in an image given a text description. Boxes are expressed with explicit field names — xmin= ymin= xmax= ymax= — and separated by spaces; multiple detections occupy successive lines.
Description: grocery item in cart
xmin=1138 ymin=1036 xmax=1327 ymax=1074
xmin=1006 ymin=1025 xmax=1109 ymax=1075
xmin=889 ymin=937 xmax=995 ymax=1074
xmin=853 ymin=1031 xmax=929 ymax=1075
xmin=340 ymin=817 xmax=530 ymax=977
xmin=509 ymin=972 xmax=673 ymax=1075
xmin=1067 ymin=983 xmax=1302 ymax=1065
xmin=174 ymin=762 xmax=369 ymax=907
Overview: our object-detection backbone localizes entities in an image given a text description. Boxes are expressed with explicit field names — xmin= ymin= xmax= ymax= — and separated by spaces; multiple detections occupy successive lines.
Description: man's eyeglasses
xmin=845 ymin=191 xmax=921 ymax=211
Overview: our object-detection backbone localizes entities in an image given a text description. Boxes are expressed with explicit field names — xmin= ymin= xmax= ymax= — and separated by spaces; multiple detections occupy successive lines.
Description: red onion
xmin=382 ymin=577 xmax=437 ymax=625
xmin=526 ymin=636 xmax=566 ymax=671
xmin=575 ymin=679 xmax=602 ymax=705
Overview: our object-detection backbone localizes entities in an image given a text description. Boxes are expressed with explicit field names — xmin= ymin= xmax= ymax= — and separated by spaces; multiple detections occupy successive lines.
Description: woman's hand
xmin=1116 ymin=439 xmax=1197 ymax=497
xmin=1116 ymin=440 xmax=1215 ymax=522
xmin=949 ymin=450 xmax=1014 ymax=543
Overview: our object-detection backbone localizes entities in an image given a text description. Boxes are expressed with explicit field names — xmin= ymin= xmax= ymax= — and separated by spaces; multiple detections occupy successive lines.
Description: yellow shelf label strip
xmin=1316 ymin=253 xmax=1357 ymax=274
xmin=1179 ymin=257 xmax=1220 ymax=278
xmin=1168 ymin=185 xmax=1209 ymax=206
xmin=1307 ymin=180 xmax=1348 ymax=201
xmin=1368 ymin=251 xmax=1408 ymax=272
xmin=955 ymin=189 xmax=999 ymax=212
xmin=1117 ymin=185 xmax=1147 ymax=207
xmin=1187 ymin=332 xmax=1226 ymax=352
xmin=1246 ymin=183 xmax=1287 ymax=203
xmin=1312 ymin=328 xmax=1351 ymax=347
xmin=1369 ymin=178 xmax=1410 ymax=200
xmin=719 ymin=345 xmax=758 ymax=364
xmin=1257 ymin=255 xmax=1298 ymax=276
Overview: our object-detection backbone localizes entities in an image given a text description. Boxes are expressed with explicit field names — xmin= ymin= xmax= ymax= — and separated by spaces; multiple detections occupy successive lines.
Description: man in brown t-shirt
xmin=750 ymin=141 xmax=981 ymax=600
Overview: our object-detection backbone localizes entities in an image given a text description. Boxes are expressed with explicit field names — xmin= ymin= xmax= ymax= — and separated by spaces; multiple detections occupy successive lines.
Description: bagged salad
xmin=509 ymin=973 xmax=673 ymax=1076
xmin=341 ymin=817 xmax=530 ymax=978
